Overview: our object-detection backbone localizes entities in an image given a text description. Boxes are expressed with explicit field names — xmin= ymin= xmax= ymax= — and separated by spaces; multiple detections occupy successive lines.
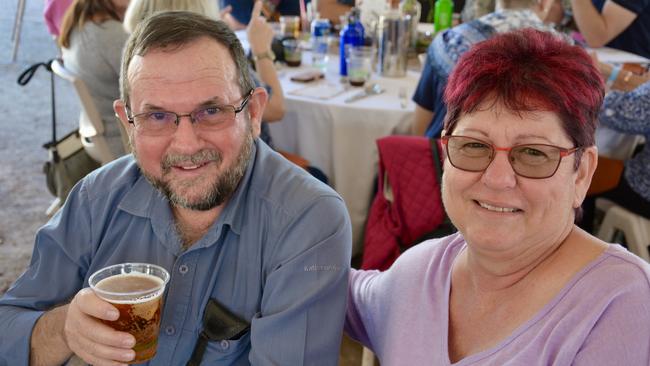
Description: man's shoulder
xmin=249 ymin=142 xmax=344 ymax=216
xmin=81 ymin=155 xmax=142 ymax=200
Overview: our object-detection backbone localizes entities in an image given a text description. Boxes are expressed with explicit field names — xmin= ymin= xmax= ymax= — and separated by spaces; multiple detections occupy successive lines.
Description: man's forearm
xmin=30 ymin=305 xmax=73 ymax=366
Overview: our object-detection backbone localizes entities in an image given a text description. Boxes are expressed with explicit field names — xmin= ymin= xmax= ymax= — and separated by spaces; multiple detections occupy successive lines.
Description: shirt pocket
xmin=200 ymin=330 xmax=251 ymax=365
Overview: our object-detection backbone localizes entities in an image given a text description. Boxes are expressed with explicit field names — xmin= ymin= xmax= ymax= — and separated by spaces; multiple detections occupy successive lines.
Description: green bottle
xmin=433 ymin=0 xmax=453 ymax=33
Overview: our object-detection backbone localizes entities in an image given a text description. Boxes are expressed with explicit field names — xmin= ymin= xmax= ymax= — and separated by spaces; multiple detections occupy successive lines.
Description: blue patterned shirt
xmin=600 ymin=81 xmax=650 ymax=201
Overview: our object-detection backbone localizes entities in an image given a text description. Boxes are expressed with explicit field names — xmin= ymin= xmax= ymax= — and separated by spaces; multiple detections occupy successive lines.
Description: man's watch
xmin=252 ymin=50 xmax=276 ymax=62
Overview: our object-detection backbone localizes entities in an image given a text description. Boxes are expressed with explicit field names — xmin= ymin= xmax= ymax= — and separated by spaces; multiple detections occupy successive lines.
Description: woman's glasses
xmin=441 ymin=135 xmax=581 ymax=179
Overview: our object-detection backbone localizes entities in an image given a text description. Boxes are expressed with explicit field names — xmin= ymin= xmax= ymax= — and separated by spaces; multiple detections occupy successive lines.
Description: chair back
xmin=50 ymin=58 xmax=115 ymax=165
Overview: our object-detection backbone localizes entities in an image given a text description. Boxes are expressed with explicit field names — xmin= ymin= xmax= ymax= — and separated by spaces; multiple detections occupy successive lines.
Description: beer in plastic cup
xmin=89 ymin=263 xmax=170 ymax=363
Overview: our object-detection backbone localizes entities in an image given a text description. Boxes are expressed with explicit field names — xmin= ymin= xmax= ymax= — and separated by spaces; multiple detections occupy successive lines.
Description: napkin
xmin=289 ymin=82 xmax=348 ymax=100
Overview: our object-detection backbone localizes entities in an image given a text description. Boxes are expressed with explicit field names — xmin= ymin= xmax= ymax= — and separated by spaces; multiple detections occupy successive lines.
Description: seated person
xmin=570 ymin=0 xmax=650 ymax=59
xmin=220 ymin=0 xmax=309 ymax=29
xmin=346 ymin=29 xmax=650 ymax=365
xmin=0 ymin=12 xmax=351 ymax=365
xmin=411 ymin=0 xmax=562 ymax=137
xmin=59 ymin=0 xmax=130 ymax=158
xmin=581 ymin=80 xmax=650 ymax=230
xmin=44 ymin=0 xmax=73 ymax=37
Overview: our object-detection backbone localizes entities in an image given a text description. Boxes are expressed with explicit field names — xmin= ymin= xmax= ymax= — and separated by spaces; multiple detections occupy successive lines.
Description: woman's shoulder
xmin=596 ymin=244 xmax=650 ymax=288
xmin=359 ymin=232 xmax=465 ymax=287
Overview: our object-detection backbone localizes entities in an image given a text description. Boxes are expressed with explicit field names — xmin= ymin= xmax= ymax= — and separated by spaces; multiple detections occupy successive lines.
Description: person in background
xmin=581 ymin=80 xmax=650 ymax=230
xmin=0 ymin=11 xmax=351 ymax=365
xmin=220 ymin=0 xmax=310 ymax=30
xmin=58 ymin=0 xmax=130 ymax=158
xmin=44 ymin=0 xmax=73 ymax=36
xmin=570 ymin=0 xmax=650 ymax=59
xmin=411 ymin=0 xmax=563 ymax=137
xmin=346 ymin=28 xmax=650 ymax=364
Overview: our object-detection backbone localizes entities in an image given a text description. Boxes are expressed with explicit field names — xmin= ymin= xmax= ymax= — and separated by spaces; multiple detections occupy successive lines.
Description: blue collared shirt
xmin=0 ymin=139 xmax=352 ymax=365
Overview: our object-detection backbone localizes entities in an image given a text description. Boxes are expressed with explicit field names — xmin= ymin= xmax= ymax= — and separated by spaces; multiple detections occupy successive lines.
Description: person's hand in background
xmin=221 ymin=4 xmax=247 ymax=30
xmin=247 ymin=1 xmax=274 ymax=56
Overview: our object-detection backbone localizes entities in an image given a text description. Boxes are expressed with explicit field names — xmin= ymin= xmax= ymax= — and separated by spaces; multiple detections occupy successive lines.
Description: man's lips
xmin=173 ymin=161 xmax=211 ymax=170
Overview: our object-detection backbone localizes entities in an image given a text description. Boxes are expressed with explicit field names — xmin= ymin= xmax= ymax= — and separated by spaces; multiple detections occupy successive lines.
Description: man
xmin=0 ymin=11 xmax=351 ymax=365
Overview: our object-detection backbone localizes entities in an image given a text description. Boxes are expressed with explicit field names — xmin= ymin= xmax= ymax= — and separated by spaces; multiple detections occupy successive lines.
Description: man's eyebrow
xmin=140 ymin=97 xmax=225 ymax=112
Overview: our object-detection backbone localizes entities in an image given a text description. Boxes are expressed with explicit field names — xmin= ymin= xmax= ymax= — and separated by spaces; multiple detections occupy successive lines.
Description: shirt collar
xmin=116 ymin=140 xmax=261 ymax=245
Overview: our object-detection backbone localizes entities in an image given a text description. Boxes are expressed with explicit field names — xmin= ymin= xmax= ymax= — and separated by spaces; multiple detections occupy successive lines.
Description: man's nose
xmin=170 ymin=115 xmax=202 ymax=148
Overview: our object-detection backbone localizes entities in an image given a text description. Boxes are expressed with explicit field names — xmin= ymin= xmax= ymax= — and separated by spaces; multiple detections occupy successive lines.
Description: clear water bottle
xmin=400 ymin=0 xmax=421 ymax=51
xmin=311 ymin=17 xmax=331 ymax=72
xmin=433 ymin=0 xmax=453 ymax=33
xmin=339 ymin=8 xmax=365 ymax=76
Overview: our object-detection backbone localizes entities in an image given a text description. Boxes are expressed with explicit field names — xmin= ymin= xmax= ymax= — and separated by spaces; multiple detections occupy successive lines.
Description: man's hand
xmin=247 ymin=1 xmax=275 ymax=56
xmin=63 ymin=288 xmax=136 ymax=365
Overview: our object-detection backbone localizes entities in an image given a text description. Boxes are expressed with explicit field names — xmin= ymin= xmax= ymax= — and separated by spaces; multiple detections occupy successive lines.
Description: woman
xmin=59 ymin=0 xmax=130 ymax=158
xmin=346 ymin=29 xmax=650 ymax=365
xmin=412 ymin=0 xmax=562 ymax=137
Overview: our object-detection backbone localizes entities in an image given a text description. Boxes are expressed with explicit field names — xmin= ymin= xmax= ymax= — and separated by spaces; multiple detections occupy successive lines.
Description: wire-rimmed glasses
xmin=441 ymin=135 xmax=581 ymax=179
xmin=125 ymin=89 xmax=254 ymax=136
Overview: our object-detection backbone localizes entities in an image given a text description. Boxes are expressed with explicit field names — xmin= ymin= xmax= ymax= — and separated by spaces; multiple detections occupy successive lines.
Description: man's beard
xmin=134 ymin=129 xmax=254 ymax=211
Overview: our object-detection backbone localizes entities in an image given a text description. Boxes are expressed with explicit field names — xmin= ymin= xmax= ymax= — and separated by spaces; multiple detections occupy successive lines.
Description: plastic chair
xmin=596 ymin=198 xmax=650 ymax=262
xmin=50 ymin=58 xmax=116 ymax=165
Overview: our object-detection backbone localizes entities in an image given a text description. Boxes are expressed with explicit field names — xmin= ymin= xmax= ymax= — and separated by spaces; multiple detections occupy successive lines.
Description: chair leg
xmin=361 ymin=347 xmax=376 ymax=366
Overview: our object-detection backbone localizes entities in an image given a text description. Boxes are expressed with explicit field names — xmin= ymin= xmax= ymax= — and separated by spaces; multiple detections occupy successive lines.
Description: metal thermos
xmin=377 ymin=8 xmax=410 ymax=77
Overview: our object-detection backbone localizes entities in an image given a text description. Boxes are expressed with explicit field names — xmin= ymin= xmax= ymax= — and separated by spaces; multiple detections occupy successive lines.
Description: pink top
xmin=346 ymin=232 xmax=650 ymax=365
xmin=44 ymin=0 xmax=73 ymax=36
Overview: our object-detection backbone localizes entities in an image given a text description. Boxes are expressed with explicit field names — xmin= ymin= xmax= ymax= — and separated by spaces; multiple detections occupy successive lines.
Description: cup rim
xmin=89 ymin=262 xmax=170 ymax=300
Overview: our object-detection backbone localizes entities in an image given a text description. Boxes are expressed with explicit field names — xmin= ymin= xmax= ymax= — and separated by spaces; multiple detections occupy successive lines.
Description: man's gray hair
xmin=119 ymin=11 xmax=255 ymax=106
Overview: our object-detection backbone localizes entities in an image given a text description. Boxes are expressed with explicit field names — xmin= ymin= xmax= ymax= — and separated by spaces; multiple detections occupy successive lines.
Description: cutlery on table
xmin=344 ymin=83 xmax=385 ymax=103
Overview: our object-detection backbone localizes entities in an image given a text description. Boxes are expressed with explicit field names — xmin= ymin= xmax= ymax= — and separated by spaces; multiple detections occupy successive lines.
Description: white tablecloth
xmin=268 ymin=54 xmax=419 ymax=255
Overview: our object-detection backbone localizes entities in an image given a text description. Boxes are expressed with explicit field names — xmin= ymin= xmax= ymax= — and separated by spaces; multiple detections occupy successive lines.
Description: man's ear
xmin=246 ymin=87 xmax=268 ymax=138
xmin=113 ymin=99 xmax=132 ymax=131
xmin=573 ymin=146 xmax=598 ymax=208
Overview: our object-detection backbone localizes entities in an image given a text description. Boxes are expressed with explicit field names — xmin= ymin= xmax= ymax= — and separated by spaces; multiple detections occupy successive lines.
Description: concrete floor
xmin=0 ymin=0 xmax=364 ymax=364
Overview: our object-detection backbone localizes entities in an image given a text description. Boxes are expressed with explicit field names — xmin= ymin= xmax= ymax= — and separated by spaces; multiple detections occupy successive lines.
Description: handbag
xmin=361 ymin=136 xmax=455 ymax=271
xmin=18 ymin=60 xmax=100 ymax=203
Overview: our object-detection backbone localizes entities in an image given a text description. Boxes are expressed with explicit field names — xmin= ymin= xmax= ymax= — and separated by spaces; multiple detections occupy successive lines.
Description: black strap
xmin=17 ymin=59 xmax=58 ymax=146
xmin=187 ymin=332 xmax=209 ymax=366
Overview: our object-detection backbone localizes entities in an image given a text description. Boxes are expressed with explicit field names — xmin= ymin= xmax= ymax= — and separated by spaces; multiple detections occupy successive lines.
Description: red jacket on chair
xmin=361 ymin=136 xmax=450 ymax=271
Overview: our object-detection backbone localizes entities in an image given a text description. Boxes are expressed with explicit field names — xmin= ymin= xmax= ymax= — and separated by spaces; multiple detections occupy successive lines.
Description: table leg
xmin=11 ymin=0 xmax=27 ymax=62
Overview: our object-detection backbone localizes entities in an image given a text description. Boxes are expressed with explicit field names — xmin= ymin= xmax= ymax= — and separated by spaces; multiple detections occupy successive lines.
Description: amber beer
xmin=89 ymin=263 xmax=170 ymax=364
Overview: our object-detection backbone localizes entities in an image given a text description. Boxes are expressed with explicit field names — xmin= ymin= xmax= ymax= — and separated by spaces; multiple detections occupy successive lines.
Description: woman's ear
xmin=573 ymin=146 xmax=598 ymax=208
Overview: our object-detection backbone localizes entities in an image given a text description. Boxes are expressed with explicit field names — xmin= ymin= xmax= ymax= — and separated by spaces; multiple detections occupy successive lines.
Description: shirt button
xmin=179 ymin=264 xmax=189 ymax=274
xmin=605 ymin=108 xmax=614 ymax=117
xmin=165 ymin=325 xmax=175 ymax=336
xmin=220 ymin=340 xmax=230 ymax=350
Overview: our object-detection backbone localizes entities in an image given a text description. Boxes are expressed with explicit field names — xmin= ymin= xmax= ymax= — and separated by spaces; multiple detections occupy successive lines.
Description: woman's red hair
xmin=443 ymin=28 xmax=604 ymax=150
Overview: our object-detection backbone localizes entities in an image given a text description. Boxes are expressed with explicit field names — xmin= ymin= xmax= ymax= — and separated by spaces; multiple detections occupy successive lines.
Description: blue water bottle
xmin=339 ymin=8 xmax=365 ymax=76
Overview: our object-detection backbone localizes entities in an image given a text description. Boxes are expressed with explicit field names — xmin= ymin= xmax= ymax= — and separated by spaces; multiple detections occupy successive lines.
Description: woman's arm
xmin=248 ymin=1 xmax=285 ymax=122
xmin=570 ymin=0 xmax=637 ymax=47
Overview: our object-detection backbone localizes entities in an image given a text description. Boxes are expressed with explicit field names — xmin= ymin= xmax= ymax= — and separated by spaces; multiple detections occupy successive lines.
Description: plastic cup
xmin=282 ymin=38 xmax=302 ymax=67
xmin=89 ymin=263 xmax=170 ymax=364
xmin=347 ymin=46 xmax=375 ymax=87
xmin=280 ymin=15 xmax=301 ymax=39
xmin=311 ymin=36 xmax=330 ymax=71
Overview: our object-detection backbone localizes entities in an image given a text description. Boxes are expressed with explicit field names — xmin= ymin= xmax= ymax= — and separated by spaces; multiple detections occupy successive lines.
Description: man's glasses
xmin=441 ymin=135 xmax=581 ymax=179
xmin=125 ymin=89 xmax=254 ymax=136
